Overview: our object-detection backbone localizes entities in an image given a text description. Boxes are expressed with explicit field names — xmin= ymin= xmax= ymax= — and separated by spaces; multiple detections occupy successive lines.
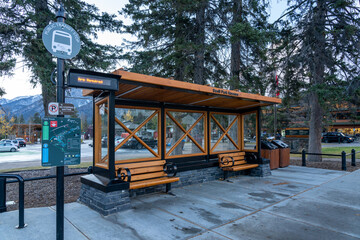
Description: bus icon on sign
xmin=52 ymin=30 xmax=72 ymax=55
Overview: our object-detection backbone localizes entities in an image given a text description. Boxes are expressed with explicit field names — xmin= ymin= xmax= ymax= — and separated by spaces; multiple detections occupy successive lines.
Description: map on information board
xmin=42 ymin=117 xmax=81 ymax=167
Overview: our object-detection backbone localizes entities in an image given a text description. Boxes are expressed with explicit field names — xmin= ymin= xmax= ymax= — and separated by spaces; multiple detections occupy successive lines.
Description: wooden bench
xmin=116 ymin=160 xmax=179 ymax=192
xmin=218 ymin=152 xmax=259 ymax=180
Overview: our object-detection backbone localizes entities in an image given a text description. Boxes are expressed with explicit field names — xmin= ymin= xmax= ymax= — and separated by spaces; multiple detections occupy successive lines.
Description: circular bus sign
xmin=42 ymin=22 xmax=81 ymax=59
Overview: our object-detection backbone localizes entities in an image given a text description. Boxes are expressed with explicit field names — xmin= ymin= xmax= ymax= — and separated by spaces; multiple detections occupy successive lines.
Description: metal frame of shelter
xmin=83 ymin=69 xmax=281 ymax=191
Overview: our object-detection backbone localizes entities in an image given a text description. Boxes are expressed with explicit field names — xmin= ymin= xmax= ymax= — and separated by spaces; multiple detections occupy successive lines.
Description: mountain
xmin=0 ymin=89 xmax=93 ymax=123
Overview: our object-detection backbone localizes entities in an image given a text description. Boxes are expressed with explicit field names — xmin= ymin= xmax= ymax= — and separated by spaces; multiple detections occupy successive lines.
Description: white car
xmin=0 ymin=143 xmax=18 ymax=152
xmin=1 ymin=140 xmax=20 ymax=148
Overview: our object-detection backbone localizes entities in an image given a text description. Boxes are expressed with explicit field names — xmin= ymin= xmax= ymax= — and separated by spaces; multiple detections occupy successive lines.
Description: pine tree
xmin=219 ymin=0 xmax=273 ymax=94
xmin=0 ymin=0 xmax=122 ymax=114
xmin=276 ymin=0 xmax=360 ymax=161
xmin=122 ymin=0 xmax=226 ymax=84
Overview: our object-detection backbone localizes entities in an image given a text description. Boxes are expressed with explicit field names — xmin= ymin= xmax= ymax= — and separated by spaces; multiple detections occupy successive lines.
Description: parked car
xmin=18 ymin=140 xmax=26 ymax=147
xmin=0 ymin=140 xmax=20 ymax=148
xmin=321 ymin=132 xmax=354 ymax=143
xmin=122 ymin=137 xmax=157 ymax=149
xmin=0 ymin=143 xmax=18 ymax=152
xmin=100 ymin=137 xmax=125 ymax=148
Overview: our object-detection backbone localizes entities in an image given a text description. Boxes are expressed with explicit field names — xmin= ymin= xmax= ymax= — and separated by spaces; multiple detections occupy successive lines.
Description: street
xmin=0 ymin=139 xmax=359 ymax=171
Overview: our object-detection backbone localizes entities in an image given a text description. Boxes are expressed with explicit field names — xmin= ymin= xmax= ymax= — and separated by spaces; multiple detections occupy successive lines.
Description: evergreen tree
xmin=276 ymin=0 xmax=360 ymax=161
xmin=0 ymin=0 xmax=122 ymax=114
xmin=19 ymin=114 xmax=25 ymax=124
xmin=122 ymin=0 xmax=226 ymax=84
xmin=31 ymin=112 xmax=42 ymax=124
xmin=218 ymin=0 xmax=273 ymax=94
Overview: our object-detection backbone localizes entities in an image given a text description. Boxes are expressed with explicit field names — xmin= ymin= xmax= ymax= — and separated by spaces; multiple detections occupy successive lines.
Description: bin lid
xmin=261 ymin=140 xmax=278 ymax=150
xmin=271 ymin=140 xmax=289 ymax=148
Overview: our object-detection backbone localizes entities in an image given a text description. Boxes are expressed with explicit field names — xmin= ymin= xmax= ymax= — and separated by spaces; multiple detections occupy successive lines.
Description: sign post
xmin=42 ymin=4 xmax=80 ymax=240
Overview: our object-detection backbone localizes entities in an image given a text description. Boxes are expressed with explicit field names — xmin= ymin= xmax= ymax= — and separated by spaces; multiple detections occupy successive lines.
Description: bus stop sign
xmin=41 ymin=117 xmax=81 ymax=167
xmin=42 ymin=22 xmax=81 ymax=59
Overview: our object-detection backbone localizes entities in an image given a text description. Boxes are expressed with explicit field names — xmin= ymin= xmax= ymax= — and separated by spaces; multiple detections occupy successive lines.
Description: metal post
xmin=0 ymin=177 xmax=6 ymax=213
xmin=108 ymin=91 xmax=116 ymax=180
xmin=341 ymin=151 xmax=346 ymax=171
xmin=302 ymin=149 xmax=306 ymax=166
xmin=257 ymin=108 xmax=262 ymax=160
xmin=56 ymin=4 xmax=66 ymax=240
xmin=274 ymin=104 xmax=277 ymax=137
xmin=161 ymin=103 xmax=165 ymax=160
xmin=351 ymin=149 xmax=356 ymax=167
xmin=17 ymin=179 xmax=25 ymax=229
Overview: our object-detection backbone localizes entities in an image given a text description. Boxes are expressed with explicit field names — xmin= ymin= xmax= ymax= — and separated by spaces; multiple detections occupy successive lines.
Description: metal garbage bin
xmin=261 ymin=140 xmax=279 ymax=170
xmin=271 ymin=140 xmax=290 ymax=168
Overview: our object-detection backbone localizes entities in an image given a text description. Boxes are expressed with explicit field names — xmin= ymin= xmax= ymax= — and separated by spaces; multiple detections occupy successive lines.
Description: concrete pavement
xmin=1 ymin=166 xmax=359 ymax=240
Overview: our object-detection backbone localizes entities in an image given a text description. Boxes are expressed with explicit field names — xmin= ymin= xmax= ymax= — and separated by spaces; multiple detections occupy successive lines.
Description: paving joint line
xmin=49 ymin=205 xmax=91 ymax=239
xmin=208 ymin=169 xmax=353 ymax=232
xmin=135 ymin=194 xmax=233 ymax=240
xmin=261 ymin=209 xmax=360 ymax=239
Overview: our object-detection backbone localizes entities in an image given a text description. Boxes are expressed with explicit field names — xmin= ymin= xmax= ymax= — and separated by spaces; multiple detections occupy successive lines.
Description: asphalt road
xmin=0 ymin=139 xmax=359 ymax=171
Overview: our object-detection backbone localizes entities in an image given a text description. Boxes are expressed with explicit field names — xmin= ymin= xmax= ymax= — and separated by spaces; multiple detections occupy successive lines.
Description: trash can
xmin=261 ymin=140 xmax=279 ymax=170
xmin=271 ymin=140 xmax=290 ymax=168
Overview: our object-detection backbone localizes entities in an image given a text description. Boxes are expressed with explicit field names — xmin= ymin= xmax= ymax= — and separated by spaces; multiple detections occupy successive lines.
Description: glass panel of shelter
xmin=94 ymin=97 xmax=109 ymax=169
xmin=210 ymin=113 xmax=240 ymax=153
xmin=165 ymin=110 xmax=207 ymax=157
xmin=243 ymin=111 xmax=257 ymax=151
xmin=113 ymin=106 xmax=160 ymax=162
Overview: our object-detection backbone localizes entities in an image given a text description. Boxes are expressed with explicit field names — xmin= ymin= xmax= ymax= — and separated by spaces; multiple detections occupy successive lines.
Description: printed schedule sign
xmin=41 ymin=117 xmax=81 ymax=167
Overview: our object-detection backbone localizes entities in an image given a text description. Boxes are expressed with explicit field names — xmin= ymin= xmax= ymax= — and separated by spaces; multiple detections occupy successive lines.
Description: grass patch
xmin=322 ymin=147 xmax=360 ymax=155
xmin=290 ymin=146 xmax=360 ymax=159
xmin=0 ymin=166 xmax=50 ymax=173
xmin=0 ymin=162 xmax=92 ymax=173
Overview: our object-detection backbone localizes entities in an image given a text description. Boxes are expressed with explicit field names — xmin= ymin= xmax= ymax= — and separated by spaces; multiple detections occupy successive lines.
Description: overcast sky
xmin=0 ymin=0 xmax=287 ymax=100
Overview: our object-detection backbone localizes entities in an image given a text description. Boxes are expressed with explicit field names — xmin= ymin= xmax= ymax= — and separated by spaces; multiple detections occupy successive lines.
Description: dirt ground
xmin=4 ymin=168 xmax=87 ymax=211
xmin=3 ymin=160 xmax=360 ymax=211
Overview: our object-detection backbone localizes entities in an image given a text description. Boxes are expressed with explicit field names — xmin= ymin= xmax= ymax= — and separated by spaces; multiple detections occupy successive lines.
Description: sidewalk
xmin=1 ymin=166 xmax=359 ymax=239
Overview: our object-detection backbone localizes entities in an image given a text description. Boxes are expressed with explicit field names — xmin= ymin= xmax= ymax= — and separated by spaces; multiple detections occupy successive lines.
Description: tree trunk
xmin=194 ymin=0 xmax=207 ymax=85
xmin=174 ymin=2 xmax=186 ymax=82
xmin=307 ymin=0 xmax=326 ymax=161
xmin=230 ymin=0 xmax=242 ymax=90
xmin=308 ymin=92 xmax=323 ymax=161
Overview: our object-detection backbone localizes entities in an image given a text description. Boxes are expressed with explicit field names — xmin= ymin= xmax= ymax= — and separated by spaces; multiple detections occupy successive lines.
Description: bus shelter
xmin=80 ymin=69 xmax=281 ymax=215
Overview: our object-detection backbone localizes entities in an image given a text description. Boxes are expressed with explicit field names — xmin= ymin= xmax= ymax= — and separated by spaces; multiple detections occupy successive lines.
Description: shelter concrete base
xmin=80 ymin=163 xmax=271 ymax=215
xmin=79 ymin=184 xmax=130 ymax=216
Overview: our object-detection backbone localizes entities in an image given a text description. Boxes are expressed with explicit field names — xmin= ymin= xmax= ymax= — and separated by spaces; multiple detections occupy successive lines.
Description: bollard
xmin=17 ymin=179 xmax=25 ymax=229
xmin=341 ymin=151 xmax=346 ymax=171
xmin=0 ymin=177 xmax=6 ymax=213
xmin=351 ymin=149 xmax=356 ymax=167
xmin=302 ymin=149 xmax=306 ymax=166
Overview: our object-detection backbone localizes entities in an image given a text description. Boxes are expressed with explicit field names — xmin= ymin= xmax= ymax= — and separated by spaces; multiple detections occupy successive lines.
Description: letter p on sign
xmin=48 ymin=102 xmax=59 ymax=115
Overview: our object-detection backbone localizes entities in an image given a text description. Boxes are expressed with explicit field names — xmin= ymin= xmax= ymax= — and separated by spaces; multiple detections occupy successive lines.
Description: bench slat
xmin=130 ymin=177 xmax=180 ymax=189
xmin=118 ymin=166 xmax=164 ymax=176
xmin=130 ymin=172 xmax=168 ymax=181
xmin=116 ymin=160 xmax=166 ymax=169
xmin=218 ymin=152 xmax=245 ymax=158
xmin=222 ymin=164 xmax=259 ymax=171
xmin=220 ymin=160 xmax=247 ymax=168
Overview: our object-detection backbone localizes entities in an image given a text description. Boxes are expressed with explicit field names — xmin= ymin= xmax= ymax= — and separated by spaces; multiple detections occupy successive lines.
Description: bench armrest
xmin=220 ymin=156 xmax=235 ymax=168
xmin=163 ymin=162 xmax=178 ymax=177
xmin=117 ymin=167 xmax=131 ymax=182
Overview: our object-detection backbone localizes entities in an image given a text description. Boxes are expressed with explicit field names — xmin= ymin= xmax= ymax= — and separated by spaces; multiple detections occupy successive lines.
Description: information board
xmin=41 ymin=117 xmax=81 ymax=167
xmin=68 ymin=68 xmax=120 ymax=91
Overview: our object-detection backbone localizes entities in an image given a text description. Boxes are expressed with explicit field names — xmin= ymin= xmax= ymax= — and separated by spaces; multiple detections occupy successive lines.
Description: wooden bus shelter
xmin=81 ymin=69 xmax=281 ymax=191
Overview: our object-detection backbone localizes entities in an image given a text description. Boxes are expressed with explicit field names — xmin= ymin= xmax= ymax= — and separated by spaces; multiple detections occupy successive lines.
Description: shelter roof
xmin=83 ymin=69 xmax=281 ymax=110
